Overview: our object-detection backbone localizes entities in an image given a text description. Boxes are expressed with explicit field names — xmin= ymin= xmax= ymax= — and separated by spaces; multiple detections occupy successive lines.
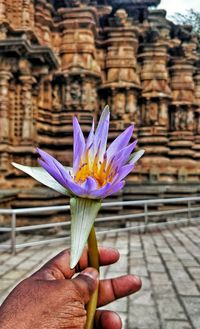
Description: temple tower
xmin=0 ymin=0 xmax=200 ymax=206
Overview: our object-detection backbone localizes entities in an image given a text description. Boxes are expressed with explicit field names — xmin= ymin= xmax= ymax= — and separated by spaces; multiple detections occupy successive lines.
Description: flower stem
xmin=85 ymin=225 xmax=99 ymax=329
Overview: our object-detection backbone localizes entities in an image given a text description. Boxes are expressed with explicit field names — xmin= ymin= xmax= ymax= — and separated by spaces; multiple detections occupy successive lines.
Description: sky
xmin=157 ymin=0 xmax=200 ymax=17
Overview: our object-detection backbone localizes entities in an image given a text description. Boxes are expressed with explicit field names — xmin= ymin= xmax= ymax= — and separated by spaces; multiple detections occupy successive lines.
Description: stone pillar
xmin=12 ymin=0 xmax=23 ymax=28
xmin=0 ymin=60 xmax=12 ymax=142
xmin=138 ymin=38 xmax=171 ymax=181
xmin=58 ymin=3 xmax=101 ymax=120
xmin=168 ymin=59 xmax=195 ymax=162
xmin=99 ymin=9 xmax=140 ymax=133
xmin=21 ymin=0 xmax=36 ymax=30
xmin=34 ymin=0 xmax=53 ymax=46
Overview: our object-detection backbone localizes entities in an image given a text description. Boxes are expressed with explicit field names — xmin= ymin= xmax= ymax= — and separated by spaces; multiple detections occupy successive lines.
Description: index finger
xmin=31 ymin=247 xmax=120 ymax=280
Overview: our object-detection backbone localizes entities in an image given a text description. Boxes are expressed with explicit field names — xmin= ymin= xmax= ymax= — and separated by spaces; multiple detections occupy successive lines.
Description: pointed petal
xmin=73 ymin=117 xmax=86 ymax=173
xmin=70 ymin=197 xmax=101 ymax=268
xmin=113 ymin=164 xmax=134 ymax=184
xmin=12 ymin=163 xmax=69 ymax=195
xmin=86 ymin=119 xmax=95 ymax=149
xmin=129 ymin=150 xmax=145 ymax=164
xmin=104 ymin=180 xmax=125 ymax=197
xmin=38 ymin=159 xmax=67 ymax=188
xmin=37 ymin=148 xmax=59 ymax=168
xmin=89 ymin=182 xmax=112 ymax=198
xmin=111 ymin=140 xmax=137 ymax=171
xmin=94 ymin=106 xmax=110 ymax=161
xmin=81 ymin=177 xmax=98 ymax=194
xmin=37 ymin=148 xmax=91 ymax=198
xmin=64 ymin=179 xmax=88 ymax=197
xmin=85 ymin=119 xmax=95 ymax=166
xmin=107 ymin=125 xmax=134 ymax=161
xmin=37 ymin=148 xmax=74 ymax=184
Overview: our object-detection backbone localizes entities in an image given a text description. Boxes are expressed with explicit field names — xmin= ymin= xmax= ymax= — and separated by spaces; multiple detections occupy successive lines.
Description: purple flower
xmin=12 ymin=106 xmax=144 ymax=268
xmin=35 ymin=106 xmax=144 ymax=199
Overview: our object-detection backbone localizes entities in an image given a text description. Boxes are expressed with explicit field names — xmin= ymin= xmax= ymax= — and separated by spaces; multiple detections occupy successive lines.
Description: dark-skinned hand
xmin=0 ymin=248 xmax=141 ymax=329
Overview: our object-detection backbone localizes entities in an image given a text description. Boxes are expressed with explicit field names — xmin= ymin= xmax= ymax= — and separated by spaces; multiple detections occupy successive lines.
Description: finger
xmin=31 ymin=248 xmax=119 ymax=280
xmin=31 ymin=250 xmax=72 ymax=280
xmin=95 ymin=310 xmax=122 ymax=329
xmin=98 ymin=275 xmax=142 ymax=307
xmin=77 ymin=247 xmax=120 ymax=272
xmin=72 ymin=268 xmax=99 ymax=304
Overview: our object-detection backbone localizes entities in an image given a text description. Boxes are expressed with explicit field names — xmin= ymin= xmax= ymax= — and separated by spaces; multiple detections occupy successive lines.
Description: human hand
xmin=0 ymin=248 xmax=141 ymax=329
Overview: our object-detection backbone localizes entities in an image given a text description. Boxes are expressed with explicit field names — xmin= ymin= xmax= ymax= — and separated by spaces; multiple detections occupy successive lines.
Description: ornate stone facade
xmin=0 ymin=0 xmax=200 ymax=205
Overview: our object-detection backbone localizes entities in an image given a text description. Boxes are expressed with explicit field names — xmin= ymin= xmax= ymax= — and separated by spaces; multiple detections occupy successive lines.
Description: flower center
xmin=74 ymin=152 xmax=115 ymax=187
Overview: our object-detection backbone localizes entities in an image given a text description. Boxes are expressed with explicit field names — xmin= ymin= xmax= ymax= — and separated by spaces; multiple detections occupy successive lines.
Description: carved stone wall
xmin=0 ymin=0 xmax=200 ymax=204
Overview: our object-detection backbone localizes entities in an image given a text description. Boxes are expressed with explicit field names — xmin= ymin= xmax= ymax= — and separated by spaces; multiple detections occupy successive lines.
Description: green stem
xmin=85 ymin=225 xmax=99 ymax=329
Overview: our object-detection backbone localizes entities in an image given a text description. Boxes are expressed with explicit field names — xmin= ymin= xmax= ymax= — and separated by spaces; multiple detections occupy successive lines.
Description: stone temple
xmin=0 ymin=0 xmax=200 ymax=208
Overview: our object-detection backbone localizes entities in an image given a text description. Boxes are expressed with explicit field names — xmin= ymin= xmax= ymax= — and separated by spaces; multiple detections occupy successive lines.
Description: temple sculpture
xmin=0 ymin=0 xmax=200 ymax=207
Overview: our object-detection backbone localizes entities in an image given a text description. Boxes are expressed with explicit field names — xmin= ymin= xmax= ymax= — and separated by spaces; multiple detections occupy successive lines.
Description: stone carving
xmin=20 ymin=76 xmax=36 ymax=142
xmin=82 ymin=82 xmax=97 ymax=111
xmin=147 ymin=101 xmax=159 ymax=125
xmin=149 ymin=167 xmax=160 ymax=183
xmin=52 ymin=85 xmax=62 ymax=111
xmin=113 ymin=92 xmax=126 ymax=119
xmin=114 ymin=9 xmax=130 ymax=27
xmin=70 ymin=81 xmax=82 ymax=101
xmin=178 ymin=167 xmax=188 ymax=183
xmin=126 ymin=91 xmax=137 ymax=118
xmin=159 ymin=101 xmax=168 ymax=126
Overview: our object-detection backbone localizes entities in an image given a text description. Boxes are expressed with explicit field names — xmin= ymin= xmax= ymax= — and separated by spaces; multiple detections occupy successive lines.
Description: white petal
xmin=94 ymin=105 xmax=110 ymax=161
xmin=129 ymin=150 xmax=145 ymax=164
xmin=12 ymin=162 xmax=70 ymax=196
xmin=70 ymin=197 xmax=101 ymax=269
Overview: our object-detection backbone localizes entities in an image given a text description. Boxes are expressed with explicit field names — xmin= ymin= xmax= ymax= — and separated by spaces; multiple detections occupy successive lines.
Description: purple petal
xmin=110 ymin=140 xmax=137 ymax=171
xmin=107 ymin=125 xmax=134 ymax=161
xmin=93 ymin=106 xmax=110 ymax=161
xmin=113 ymin=164 xmax=134 ymax=184
xmin=37 ymin=148 xmax=57 ymax=168
xmin=64 ymin=179 xmax=86 ymax=196
xmin=104 ymin=181 xmax=125 ymax=197
xmin=38 ymin=159 xmax=67 ymax=188
xmin=81 ymin=177 xmax=98 ymax=194
xmin=37 ymin=148 xmax=74 ymax=182
xmin=73 ymin=117 xmax=85 ymax=173
xmin=89 ymin=182 xmax=112 ymax=198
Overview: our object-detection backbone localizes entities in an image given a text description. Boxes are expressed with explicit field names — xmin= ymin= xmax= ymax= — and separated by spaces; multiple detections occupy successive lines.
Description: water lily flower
xmin=12 ymin=106 xmax=144 ymax=268
xmin=13 ymin=106 xmax=143 ymax=199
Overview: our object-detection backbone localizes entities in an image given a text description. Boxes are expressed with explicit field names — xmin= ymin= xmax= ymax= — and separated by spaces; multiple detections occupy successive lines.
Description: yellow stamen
xmin=74 ymin=150 xmax=113 ymax=187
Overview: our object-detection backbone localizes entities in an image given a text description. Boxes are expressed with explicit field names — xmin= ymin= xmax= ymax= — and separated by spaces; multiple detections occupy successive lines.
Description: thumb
xmin=72 ymin=267 xmax=99 ymax=304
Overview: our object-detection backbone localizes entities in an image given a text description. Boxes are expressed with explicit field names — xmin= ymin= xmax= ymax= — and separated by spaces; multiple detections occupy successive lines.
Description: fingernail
xmin=81 ymin=268 xmax=99 ymax=281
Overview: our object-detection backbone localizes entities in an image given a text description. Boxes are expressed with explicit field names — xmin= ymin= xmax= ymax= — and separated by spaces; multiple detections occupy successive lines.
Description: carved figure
xmin=52 ymin=85 xmax=61 ymax=110
xmin=174 ymin=110 xmax=179 ymax=130
xmin=126 ymin=92 xmax=137 ymax=121
xmin=114 ymin=9 xmax=129 ymax=27
xmin=22 ymin=89 xmax=32 ymax=140
xmin=147 ymin=101 xmax=158 ymax=124
xmin=179 ymin=110 xmax=187 ymax=130
xmin=70 ymin=81 xmax=81 ymax=101
xmin=187 ymin=109 xmax=194 ymax=131
xmin=159 ymin=102 xmax=168 ymax=126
